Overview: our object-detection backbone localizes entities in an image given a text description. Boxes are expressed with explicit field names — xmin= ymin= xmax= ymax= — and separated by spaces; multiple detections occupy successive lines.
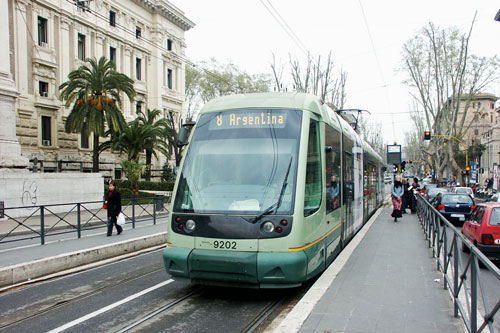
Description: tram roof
xmin=200 ymin=92 xmax=325 ymax=115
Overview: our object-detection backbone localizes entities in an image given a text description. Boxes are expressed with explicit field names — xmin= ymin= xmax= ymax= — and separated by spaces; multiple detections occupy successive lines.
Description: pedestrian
xmin=410 ymin=177 xmax=420 ymax=213
xmin=391 ymin=176 xmax=404 ymax=222
xmin=402 ymin=178 xmax=409 ymax=214
xmin=104 ymin=179 xmax=123 ymax=236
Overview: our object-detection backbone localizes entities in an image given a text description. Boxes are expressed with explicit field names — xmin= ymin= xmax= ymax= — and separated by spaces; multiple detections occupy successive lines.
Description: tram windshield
xmin=173 ymin=109 xmax=302 ymax=215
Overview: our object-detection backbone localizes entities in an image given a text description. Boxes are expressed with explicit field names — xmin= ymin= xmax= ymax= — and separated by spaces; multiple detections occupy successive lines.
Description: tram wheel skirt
xmin=163 ymin=247 xmax=307 ymax=288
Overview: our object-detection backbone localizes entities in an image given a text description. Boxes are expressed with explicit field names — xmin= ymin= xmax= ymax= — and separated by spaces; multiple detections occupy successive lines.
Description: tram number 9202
xmin=213 ymin=240 xmax=237 ymax=249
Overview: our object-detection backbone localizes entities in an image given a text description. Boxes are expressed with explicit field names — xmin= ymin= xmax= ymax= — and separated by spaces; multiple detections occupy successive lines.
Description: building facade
xmin=8 ymin=0 xmax=194 ymax=177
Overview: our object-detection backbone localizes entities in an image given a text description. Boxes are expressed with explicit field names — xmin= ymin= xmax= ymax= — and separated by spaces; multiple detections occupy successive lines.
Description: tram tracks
xmin=0 ymin=265 xmax=164 ymax=330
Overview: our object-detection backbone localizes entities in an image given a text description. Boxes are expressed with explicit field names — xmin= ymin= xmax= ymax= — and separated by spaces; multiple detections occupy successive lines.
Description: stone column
xmin=0 ymin=0 xmax=28 ymax=168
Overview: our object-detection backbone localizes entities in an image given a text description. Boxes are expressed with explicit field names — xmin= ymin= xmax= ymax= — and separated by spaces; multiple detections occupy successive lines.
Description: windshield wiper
xmin=250 ymin=157 xmax=292 ymax=224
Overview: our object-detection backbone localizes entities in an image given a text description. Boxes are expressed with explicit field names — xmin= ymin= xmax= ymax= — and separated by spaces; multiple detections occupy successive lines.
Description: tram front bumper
xmin=163 ymin=247 xmax=307 ymax=288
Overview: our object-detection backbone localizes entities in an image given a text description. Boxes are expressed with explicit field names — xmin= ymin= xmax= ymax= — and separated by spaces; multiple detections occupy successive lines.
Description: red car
xmin=461 ymin=203 xmax=500 ymax=260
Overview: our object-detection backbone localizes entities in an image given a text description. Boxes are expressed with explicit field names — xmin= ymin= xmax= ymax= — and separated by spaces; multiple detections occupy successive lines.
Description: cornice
xmin=132 ymin=0 xmax=195 ymax=31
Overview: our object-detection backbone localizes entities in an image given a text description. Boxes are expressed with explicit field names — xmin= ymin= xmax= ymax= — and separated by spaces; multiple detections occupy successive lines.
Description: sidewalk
xmin=274 ymin=207 xmax=465 ymax=333
xmin=0 ymin=221 xmax=168 ymax=289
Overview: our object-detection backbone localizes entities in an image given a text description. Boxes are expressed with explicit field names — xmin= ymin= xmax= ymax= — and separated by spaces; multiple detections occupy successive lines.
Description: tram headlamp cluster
xmin=262 ymin=221 xmax=275 ymax=233
xmin=185 ymin=219 xmax=196 ymax=232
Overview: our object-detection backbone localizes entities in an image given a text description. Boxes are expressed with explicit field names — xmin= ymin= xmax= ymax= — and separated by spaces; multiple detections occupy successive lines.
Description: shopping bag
xmin=117 ymin=212 xmax=126 ymax=225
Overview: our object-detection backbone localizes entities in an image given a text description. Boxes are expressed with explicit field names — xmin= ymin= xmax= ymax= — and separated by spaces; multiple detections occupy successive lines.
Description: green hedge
xmin=114 ymin=179 xmax=174 ymax=192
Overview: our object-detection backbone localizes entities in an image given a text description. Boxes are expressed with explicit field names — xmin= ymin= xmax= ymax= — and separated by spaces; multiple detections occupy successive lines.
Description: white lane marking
xmin=48 ymin=279 xmax=174 ymax=333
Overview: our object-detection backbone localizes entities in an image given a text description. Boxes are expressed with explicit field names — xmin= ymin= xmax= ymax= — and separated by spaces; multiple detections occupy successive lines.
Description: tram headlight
xmin=262 ymin=221 xmax=275 ymax=233
xmin=185 ymin=219 xmax=196 ymax=232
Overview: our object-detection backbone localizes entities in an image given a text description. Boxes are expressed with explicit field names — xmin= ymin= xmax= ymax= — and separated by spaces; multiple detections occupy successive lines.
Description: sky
xmin=170 ymin=0 xmax=500 ymax=146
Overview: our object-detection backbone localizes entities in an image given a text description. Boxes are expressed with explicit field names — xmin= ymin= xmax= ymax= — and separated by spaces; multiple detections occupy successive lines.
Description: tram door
xmin=342 ymin=152 xmax=354 ymax=244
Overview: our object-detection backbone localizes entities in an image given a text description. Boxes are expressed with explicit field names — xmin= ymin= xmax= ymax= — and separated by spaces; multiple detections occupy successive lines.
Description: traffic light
xmin=424 ymin=131 xmax=431 ymax=140
xmin=409 ymin=160 xmax=413 ymax=164
xmin=401 ymin=161 xmax=406 ymax=171
xmin=465 ymin=166 xmax=470 ymax=175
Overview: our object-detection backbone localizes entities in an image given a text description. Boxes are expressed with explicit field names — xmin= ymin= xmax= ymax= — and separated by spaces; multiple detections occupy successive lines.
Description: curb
xmin=0 ymin=232 xmax=167 ymax=288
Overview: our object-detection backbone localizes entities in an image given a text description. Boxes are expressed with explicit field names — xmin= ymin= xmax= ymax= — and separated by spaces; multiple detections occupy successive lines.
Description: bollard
xmin=132 ymin=199 xmax=136 ymax=228
xmin=40 ymin=206 xmax=45 ymax=245
xmin=77 ymin=203 xmax=81 ymax=239
xmin=153 ymin=197 xmax=157 ymax=225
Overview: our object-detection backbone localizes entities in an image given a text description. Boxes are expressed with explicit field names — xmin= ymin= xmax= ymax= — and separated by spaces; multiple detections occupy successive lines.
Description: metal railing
xmin=0 ymin=196 xmax=171 ymax=245
xmin=416 ymin=193 xmax=500 ymax=333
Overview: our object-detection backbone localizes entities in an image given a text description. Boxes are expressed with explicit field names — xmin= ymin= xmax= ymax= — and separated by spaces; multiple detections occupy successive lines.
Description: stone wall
xmin=0 ymin=170 xmax=103 ymax=218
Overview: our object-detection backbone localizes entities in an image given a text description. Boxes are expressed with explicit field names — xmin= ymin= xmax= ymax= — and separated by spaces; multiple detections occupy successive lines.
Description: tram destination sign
xmin=387 ymin=144 xmax=402 ymax=165
xmin=209 ymin=111 xmax=287 ymax=130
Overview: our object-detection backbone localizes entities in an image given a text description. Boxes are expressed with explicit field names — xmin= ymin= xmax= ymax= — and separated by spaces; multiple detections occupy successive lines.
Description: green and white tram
xmin=163 ymin=92 xmax=384 ymax=288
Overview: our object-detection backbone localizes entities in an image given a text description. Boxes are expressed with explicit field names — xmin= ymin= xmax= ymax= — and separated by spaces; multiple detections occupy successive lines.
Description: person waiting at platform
xmin=391 ymin=176 xmax=404 ymax=222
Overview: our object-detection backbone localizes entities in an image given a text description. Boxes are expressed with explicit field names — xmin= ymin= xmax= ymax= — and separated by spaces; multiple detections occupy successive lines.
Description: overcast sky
xmin=170 ymin=0 xmax=500 ymax=146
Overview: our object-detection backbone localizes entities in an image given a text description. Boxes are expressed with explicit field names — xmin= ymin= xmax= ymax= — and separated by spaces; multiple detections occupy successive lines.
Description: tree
xmin=401 ymin=22 xmax=499 ymax=181
xmin=136 ymin=108 xmax=169 ymax=181
xmin=271 ymin=51 xmax=347 ymax=109
xmin=59 ymin=57 xmax=136 ymax=172
xmin=196 ymin=58 xmax=271 ymax=105
xmin=120 ymin=159 xmax=145 ymax=197
xmin=101 ymin=119 xmax=148 ymax=161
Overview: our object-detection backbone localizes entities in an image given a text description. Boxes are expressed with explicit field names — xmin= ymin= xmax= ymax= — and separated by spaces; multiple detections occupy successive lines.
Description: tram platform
xmin=272 ymin=205 xmax=465 ymax=333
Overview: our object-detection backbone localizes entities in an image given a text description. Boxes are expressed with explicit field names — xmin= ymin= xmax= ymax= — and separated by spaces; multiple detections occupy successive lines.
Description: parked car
xmin=425 ymin=187 xmax=448 ymax=202
xmin=453 ymin=186 xmax=474 ymax=199
xmin=433 ymin=193 xmax=475 ymax=226
xmin=384 ymin=176 xmax=392 ymax=184
xmin=421 ymin=183 xmax=438 ymax=196
xmin=461 ymin=203 xmax=500 ymax=260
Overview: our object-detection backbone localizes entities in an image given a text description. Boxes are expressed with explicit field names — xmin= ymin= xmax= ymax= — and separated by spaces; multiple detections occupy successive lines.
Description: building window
xmin=38 ymin=17 xmax=48 ymax=47
xmin=109 ymin=10 xmax=116 ymax=26
xmin=41 ymin=116 xmax=51 ymax=146
xmin=167 ymin=39 xmax=172 ymax=51
xmin=492 ymin=103 xmax=495 ymax=109
xmin=136 ymin=58 xmax=142 ymax=80
xmin=167 ymin=69 xmax=172 ymax=89
xmin=136 ymin=101 xmax=142 ymax=114
xmin=136 ymin=27 xmax=141 ymax=39
xmin=474 ymin=129 xmax=479 ymax=135
xmin=39 ymin=81 xmax=49 ymax=97
xmin=75 ymin=0 xmax=89 ymax=12
xmin=81 ymin=127 xmax=89 ymax=149
xmin=110 ymin=47 xmax=116 ymax=63
xmin=78 ymin=33 xmax=86 ymax=60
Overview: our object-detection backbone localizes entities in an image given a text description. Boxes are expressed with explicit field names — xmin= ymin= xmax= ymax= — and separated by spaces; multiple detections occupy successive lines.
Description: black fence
xmin=0 ymin=195 xmax=171 ymax=245
xmin=416 ymin=193 xmax=500 ymax=333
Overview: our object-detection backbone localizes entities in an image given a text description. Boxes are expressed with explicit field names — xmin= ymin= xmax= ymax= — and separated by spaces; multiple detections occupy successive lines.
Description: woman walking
xmin=391 ymin=176 xmax=404 ymax=222
xmin=105 ymin=179 xmax=123 ymax=236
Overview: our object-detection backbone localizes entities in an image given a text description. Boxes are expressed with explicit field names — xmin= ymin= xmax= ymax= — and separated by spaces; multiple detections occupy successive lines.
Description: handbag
xmin=117 ymin=212 xmax=125 ymax=225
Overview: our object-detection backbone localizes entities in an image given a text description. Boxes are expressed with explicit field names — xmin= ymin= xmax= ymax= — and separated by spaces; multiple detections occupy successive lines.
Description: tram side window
xmin=325 ymin=125 xmax=341 ymax=213
xmin=304 ymin=120 xmax=322 ymax=216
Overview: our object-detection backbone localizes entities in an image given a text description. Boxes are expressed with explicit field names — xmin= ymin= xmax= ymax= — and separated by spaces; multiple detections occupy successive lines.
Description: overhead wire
xmin=358 ymin=0 xmax=397 ymax=142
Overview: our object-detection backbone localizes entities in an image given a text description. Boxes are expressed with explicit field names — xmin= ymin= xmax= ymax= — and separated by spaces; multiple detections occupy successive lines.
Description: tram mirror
xmin=176 ymin=127 xmax=190 ymax=147
xmin=325 ymin=146 xmax=333 ymax=153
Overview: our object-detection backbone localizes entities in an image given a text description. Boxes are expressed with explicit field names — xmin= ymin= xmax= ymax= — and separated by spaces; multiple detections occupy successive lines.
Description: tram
xmin=163 ymin=92 xmax=384 ymax=288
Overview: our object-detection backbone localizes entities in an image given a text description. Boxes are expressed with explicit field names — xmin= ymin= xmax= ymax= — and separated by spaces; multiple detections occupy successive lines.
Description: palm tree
xmin=59 ymin=57 xmax=136 ymax=172
xmin=136 ymin=109 xmax=169 ymax=181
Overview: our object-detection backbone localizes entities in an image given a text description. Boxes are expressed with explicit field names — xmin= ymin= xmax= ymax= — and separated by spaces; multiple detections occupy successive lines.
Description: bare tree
xmin=401 ymin=21 xmax=499 ymax=181
xmin=270 ymin=51 xmax=347 ymax=109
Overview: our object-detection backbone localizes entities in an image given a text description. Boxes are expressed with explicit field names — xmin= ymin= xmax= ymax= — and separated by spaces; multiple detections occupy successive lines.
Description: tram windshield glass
xmin=174 ymin=109 xmax=302 ymax=215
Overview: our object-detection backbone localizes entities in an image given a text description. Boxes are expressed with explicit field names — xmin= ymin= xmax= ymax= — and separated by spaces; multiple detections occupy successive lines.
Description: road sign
xmin=387 ymin=145 xmax=402 ymax=165
xmin=471 ymin=163 xmax=477 ymax=183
